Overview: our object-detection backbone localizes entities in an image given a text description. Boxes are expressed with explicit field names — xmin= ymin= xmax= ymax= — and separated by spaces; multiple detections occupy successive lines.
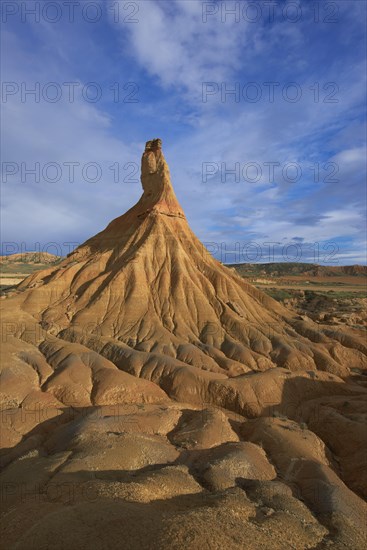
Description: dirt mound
xmin=1 ymin=139 xmax=366 ymax=548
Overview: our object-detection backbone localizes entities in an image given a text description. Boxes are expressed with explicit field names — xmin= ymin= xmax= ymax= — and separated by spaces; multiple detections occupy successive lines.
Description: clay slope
xmin=7 ymin=139 xmax=367 ymax=381
xmin=1 ymin=138 xmax=366 ymax=549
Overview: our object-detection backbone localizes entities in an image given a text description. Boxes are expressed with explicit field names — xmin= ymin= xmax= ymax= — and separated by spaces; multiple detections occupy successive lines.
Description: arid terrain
xmin=0 ymin=253 xmax=62 ymax=289
xmin=1 ymin=140 xmax=366 ymax=549
xmin=229 ymin=263 xmax=367 ymax=332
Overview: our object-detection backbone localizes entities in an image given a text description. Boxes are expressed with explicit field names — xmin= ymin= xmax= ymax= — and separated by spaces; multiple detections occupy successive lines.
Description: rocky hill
xmin=0 ymin=252 xmax=61 ymax=265
xmin=1 ymin=139 xmax=366 ymax=549
xmin=230 ymin=262 xmax=367 ymax=278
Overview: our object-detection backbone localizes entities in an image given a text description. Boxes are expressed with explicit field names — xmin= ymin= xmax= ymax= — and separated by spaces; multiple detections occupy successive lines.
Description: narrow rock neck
xmin=138 ymin=140 xmax=185 ymax=219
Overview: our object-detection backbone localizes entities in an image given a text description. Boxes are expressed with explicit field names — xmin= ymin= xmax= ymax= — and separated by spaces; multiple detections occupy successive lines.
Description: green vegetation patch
xmin=263 ymin=288 xmax=293 ymax=302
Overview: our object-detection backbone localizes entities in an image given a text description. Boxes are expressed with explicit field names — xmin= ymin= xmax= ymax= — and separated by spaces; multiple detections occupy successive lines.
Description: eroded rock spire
xmin=138 ymin=138 xmax=185 ymax=219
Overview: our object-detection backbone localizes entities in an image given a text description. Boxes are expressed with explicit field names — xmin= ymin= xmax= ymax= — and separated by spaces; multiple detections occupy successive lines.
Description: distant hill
xmin=228 ymin=262 xmax=367 ymax=278
xmin=0 ymin=252 xmax=62 ymax=279
xmin=0 ymin=252 xmax=62 ymax=264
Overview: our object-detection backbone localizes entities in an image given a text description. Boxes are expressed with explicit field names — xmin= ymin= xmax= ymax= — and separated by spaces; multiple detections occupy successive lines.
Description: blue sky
xmin=1 ymin=0 xmax=366 ymax=264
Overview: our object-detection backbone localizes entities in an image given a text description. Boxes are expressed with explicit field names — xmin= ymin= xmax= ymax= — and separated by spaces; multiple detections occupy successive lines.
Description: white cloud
xmin=116 ymin=0 xmax=248 ymax=97
xmin=1 ymin=30 xmax=142 ymax=247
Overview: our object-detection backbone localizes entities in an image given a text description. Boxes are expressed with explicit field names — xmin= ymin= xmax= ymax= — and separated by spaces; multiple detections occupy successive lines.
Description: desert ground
xmin=1 ymin=141 xmax=366 ymax=549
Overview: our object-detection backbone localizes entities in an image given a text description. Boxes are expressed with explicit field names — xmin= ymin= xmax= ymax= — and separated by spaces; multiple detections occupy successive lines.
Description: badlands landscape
xmin=1 ymin=140 xmax=366 ymax=549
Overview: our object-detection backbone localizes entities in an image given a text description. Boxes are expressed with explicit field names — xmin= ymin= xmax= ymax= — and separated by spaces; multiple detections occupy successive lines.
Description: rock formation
xmin=0 ymin=140 xmax=366 ymax=549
